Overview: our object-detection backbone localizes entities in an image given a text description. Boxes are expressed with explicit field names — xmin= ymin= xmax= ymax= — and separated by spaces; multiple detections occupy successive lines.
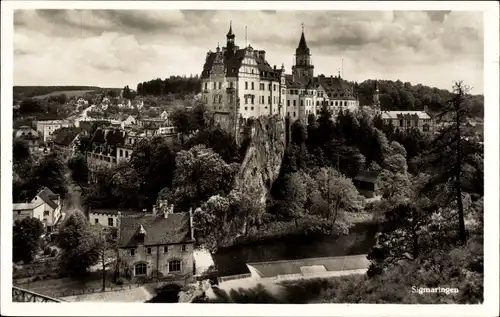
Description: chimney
xmin=189 ymin=208 xmax=195 ymax=241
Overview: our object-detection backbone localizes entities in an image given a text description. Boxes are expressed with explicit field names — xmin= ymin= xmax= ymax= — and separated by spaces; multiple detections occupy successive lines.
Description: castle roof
xmin=381 ymin=111 xmax=431 ymax=120
xmin=298 ymin=30 xmax=308 ymax=51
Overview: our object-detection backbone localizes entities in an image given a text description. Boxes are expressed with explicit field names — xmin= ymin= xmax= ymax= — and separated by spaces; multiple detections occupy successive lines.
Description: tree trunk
xmin=102 ymin=251 xmax=106 ymax=291
xmin=455 ymin=113 xmax=466 ymax=244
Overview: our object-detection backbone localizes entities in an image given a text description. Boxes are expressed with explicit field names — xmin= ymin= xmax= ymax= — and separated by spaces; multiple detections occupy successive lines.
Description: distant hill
xmin=13 ymin=86 xmax=122 ymax=100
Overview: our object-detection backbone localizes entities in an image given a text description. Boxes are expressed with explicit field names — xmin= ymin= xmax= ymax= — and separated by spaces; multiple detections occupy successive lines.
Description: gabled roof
xmin=285 ymin=74 xmax=314 ymax=89
xmin=118 ymin=212 xmax=193 ymax=248
xmin=314 ymin=76 xmax=356 ymax=100
xmin=53 ymin=127 xmax=84 ymax=146
xmin=34 ymin=187 xmax=59 ymax=210
xmin=13 ymin=201 xmax=44 ymax=211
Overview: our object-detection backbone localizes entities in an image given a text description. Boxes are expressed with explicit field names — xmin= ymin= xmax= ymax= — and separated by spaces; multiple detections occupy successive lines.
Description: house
xmin=86 ymin=127 xmax=128 ymax=169
xmin=88 ymin=208 xmax=145 ymax=229
xmin=13 ymin=201 xmax=45 ymax=223
xmin=15 ymin=187 xmax=63 ymax=232
xmin=36 ymin=120 xmax=72 ymax=142
xmin=52 ymin=127 xmax=86 ymax=159
xmin=353 ymin=170 xmax=380 ymax=198
xmin=123 ymin=115 xmax=137 ymax=126
xmin=117 ymin=208 xmax=195 ymax=281
xmin=380 ymin=110 xmax=433 ymax=133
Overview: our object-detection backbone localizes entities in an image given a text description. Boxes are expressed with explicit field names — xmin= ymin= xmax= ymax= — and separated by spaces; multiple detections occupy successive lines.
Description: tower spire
xmin=298 ymin=23 xmax=308 ymax=50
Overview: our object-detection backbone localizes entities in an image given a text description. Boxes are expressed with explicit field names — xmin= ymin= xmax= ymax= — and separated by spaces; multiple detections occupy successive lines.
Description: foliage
xmin=136 ymin=75 xmax=201 ymax=97
xmin=67 ymin=154 xmax=89 ymax=191
xmin=167 ymin=145 xmax=239 ymax=212
xmin=13 ymin=217 xmax=44 ymax=264
xmin=57 ymin=211 xmax=101 ymax=277
xmin=185 ymin=126 xmax=239 ymax=163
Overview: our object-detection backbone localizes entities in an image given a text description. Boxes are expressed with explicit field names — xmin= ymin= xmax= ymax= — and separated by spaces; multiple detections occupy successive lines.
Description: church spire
xmin=298 ymin=22 xmax=308 ymax=50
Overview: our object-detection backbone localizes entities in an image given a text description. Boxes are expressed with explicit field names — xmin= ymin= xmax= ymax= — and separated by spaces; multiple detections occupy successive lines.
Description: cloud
xmin=14 ymin=9 xmax=484 ymax=93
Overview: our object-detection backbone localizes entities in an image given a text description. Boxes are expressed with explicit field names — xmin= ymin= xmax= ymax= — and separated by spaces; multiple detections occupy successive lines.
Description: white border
xmin=1 ymin=1 xmax=498 ymax=316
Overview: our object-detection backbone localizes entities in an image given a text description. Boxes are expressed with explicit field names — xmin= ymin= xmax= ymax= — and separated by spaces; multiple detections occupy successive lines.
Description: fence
xmin=50 ymin=282 xmax=145 ymax=298
xmin=217 ymin=273 xmax=252 ymax=284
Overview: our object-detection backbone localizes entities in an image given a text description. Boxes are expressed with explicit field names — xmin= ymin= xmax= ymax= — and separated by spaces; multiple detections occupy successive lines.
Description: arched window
xmin=135 ymin=263 xmax=147 ymax=276
xmin=168 ymin=260 xmax=181 ymax=273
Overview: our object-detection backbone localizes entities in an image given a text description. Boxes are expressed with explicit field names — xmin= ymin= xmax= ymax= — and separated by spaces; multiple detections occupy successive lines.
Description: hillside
xmin=13 ymin=86 xmax=122 ymax=101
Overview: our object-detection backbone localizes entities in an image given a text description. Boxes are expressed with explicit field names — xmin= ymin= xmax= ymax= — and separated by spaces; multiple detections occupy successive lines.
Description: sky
xmin=13 ymin=9 xmax=484 ymax=93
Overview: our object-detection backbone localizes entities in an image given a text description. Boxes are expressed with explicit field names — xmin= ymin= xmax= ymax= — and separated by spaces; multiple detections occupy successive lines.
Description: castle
xmin=200 ymin=22 xmax=359 ymax=129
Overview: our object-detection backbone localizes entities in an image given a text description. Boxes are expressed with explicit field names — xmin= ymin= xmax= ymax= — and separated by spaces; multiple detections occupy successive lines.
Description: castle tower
xmin=292 ymin=23 xmax=314 ymax=79
xmin=226 ymin=21 xmax=236 ymax=55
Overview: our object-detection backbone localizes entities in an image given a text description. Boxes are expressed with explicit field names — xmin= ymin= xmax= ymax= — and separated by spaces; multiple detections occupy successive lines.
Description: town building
xmin=88 ymin=208 xmax=146 ymax=229
xmin=85 ymin=127 xmax=141 ymax=170
xmin=353 ymin=170 xmax=380 ymax=199
xmin=117 ymin=208 xmax=195 ymax=281
xmin=35 ymin=120 xmax=72 ymax=142
xmin=13 ymin=187 xmax=63 ymax=232
xmin=52 ymin=127 xmax=87 ymax=159
xmin=380 ymin=110 xmax=433 ymax=133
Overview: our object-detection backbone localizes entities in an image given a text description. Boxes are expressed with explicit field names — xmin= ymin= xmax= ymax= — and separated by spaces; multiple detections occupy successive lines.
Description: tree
xmin=25 ymin=153 xmax=67 ymax=200
xmin=13 ymin=138 xmax=32 ymax=171
xmin=93 ymin=226 xmax=117 ymax=291
xmin=314 ymin=168 xmax=364 ymax=222
xmin=58 ymin=211 xmax=101 ymax=276
xmin=129 ymin=136 xmax=177 ymax=209
xmin=420 ymin=81 xmax=475 ymax=244
xmin=281 ymin=171 xmax=309 ymax=227
xmin=67 ymin=154 xmax=89 ymax=192
xmin=169 ymin=145 xmax=239 ymax=212
xmin=291 ymin=120 xmax=308 ymax=145
xmin=13 ymin=217 xmax=44 ymax=263
xmin=185 ymin=126 xmax=239 ymax=163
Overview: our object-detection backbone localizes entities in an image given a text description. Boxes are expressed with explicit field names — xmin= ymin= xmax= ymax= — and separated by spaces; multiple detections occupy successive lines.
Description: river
xmin=212 ymin=222 xmax=379 ymax=277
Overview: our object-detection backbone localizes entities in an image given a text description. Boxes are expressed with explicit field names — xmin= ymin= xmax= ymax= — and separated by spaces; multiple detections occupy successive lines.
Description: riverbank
xmin=212 ymin=221 xmax=379 ymax=277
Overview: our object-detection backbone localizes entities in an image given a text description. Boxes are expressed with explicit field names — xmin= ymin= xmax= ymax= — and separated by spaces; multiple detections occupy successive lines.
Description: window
xmin=293 ymin=100 xmax=296 ymax=107
xmin=287 ymin=100 xmax=290 ymax=106
xmin=251 ymin=96 xmax=255 ymax=104
xmin=400 ymin=120 xmax=403 ymax=127
xmin=108 ymin=218 xmax=113 ymax=226
xmin=169 ymin=260 xmax=181 ymax=272
xmin=135 ymin=263 xmax=147 ymax=276
xmin=273 ymin=84 xmax=276 ymax=91
xmin=213 ymin=82 xmax=216 ymax=89
xmin=245 ymin=82 xmax=248 ymax=90
xmin=268 ymin=96 xmax=271 ymax=105
xmin=218 ymin=82 xmax=222 ymax=89
xmin=229 ymin=81 xmax=234 ymax=88
xmin=293 ymin=112 xmax=296 ymax=117
xmin=164 ymin=246 xmax=169 ymax=253
xmin=204 ymin=83 xmax=208 ymax=90
xmin=251 ymin=82 xmax=254 ymax=90
xmin=245 ymin=107 xmax=248 ymax=110
xmin=268 ymin=83 xmax=272 ymax=91
xmin=44 ymin=210 xmax=50 ymax=216
xmin=147 ymin=247 xmax=152 ymax=255
xmin=95 ymin=219 xmax=99 ymax=224
xmin=125 ymin=151 xmax=128 ymax=158
xmin=182 ymin=245 xmax=186 ymax=252
xmin=130 ymin=249 xmax=136 ymax=256
xmin=251 ymin=107 xmax=254 ymax=110
xmin=120 ymin=149 xmax=123 ymax=157
xmin=245 ymin=97 xmax=248 ymax=105
xmin=260 ymin=83 xmax=264 ymax=90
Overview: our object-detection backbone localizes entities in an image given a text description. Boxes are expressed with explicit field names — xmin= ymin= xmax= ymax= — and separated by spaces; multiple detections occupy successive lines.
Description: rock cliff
xmin=233 ymin=115 xmax=287 ymax=209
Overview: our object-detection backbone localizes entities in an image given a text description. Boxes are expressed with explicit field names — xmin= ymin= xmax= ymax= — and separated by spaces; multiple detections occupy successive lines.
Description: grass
xmin=32 ymin=90 xmax=96 ymax=100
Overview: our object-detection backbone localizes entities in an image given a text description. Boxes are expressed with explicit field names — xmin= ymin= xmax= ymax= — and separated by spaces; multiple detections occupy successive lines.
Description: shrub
xmin=43 ymin=247 xmax=52 ymax=255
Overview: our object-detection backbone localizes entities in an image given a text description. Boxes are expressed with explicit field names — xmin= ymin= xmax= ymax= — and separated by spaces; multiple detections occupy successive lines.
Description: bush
xmin=115 ymin=277 xmax=124 ymax=285
xmin=43 ymin=247 xmax=52 ymax=255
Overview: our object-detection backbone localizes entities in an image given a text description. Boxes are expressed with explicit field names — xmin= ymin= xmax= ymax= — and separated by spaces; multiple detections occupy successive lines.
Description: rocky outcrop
xmin=233 ymin=115 xmax=287 ymax=208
